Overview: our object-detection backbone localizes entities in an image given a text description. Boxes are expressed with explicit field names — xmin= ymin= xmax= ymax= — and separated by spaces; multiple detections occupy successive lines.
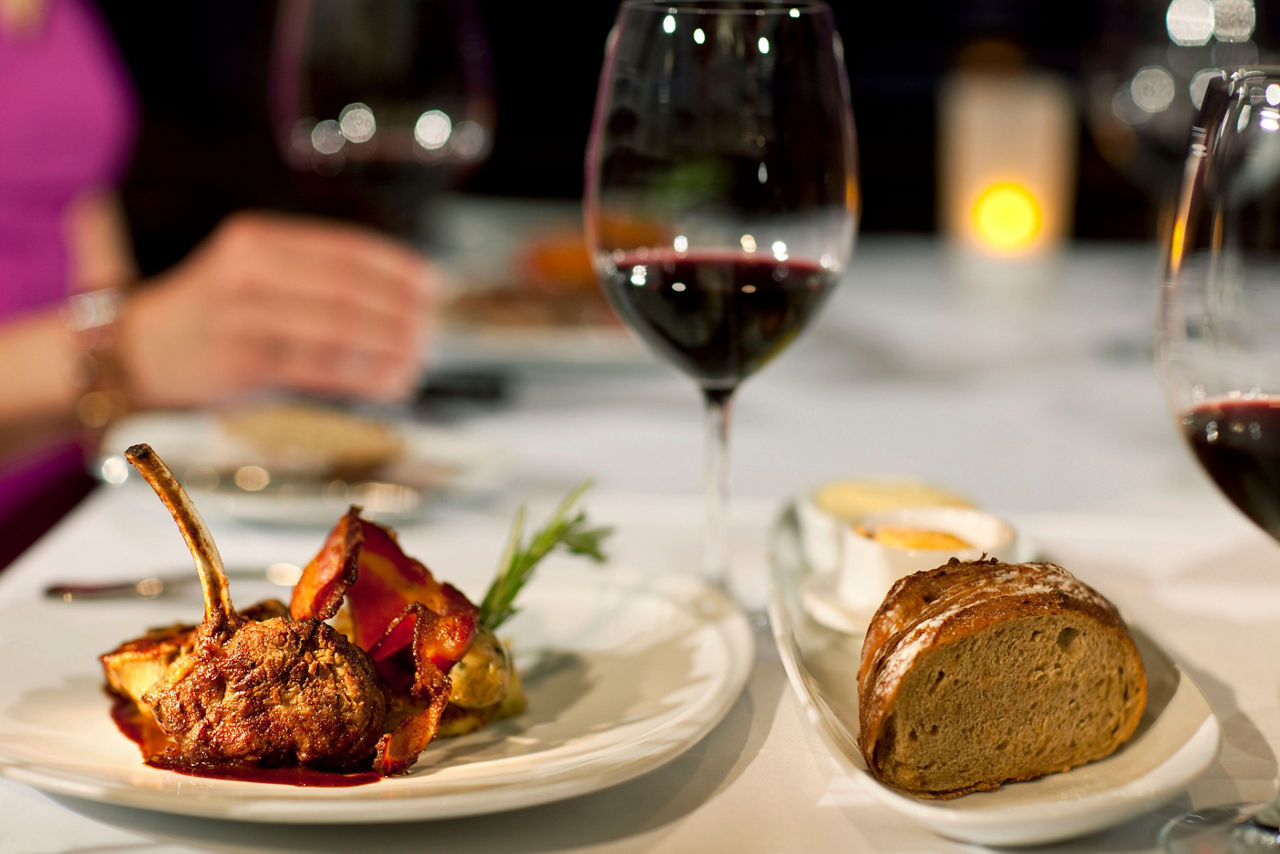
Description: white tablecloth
xmin=3 ymin=233 xmax=1275 ymax=854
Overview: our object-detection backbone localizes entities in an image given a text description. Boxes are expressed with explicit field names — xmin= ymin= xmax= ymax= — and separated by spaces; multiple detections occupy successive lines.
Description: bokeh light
xmin=338 ymin=103 xmax=376 ymax=143
xmin=972 ymin=182 xmax=1043 ymax=251
xmin=414 ymin=110 xmax=453 ymax=150
xmin=1166 ymin=0 xmax=1214 ymax=46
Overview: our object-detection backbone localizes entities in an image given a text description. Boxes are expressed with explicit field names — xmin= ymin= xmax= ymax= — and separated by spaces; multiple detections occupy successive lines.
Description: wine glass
xmin=270 ymin=0 xmax=494 ymax=242
xmin=584 ymin=0 xmax=858 ymax=595
xmin=1082 ymin=0 xmax=1272 ymax=237
xmin=1158 ymin=67 xmax=1280 ymax=853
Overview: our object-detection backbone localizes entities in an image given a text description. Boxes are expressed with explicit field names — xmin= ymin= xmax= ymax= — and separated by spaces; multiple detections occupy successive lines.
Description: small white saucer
xmin=800 ymin=572 xmax=875 ymax=634
xmin=799 ymin=531 xmax=1039 ymax=635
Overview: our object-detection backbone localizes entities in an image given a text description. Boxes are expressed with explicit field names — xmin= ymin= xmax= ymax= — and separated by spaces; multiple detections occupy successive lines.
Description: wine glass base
xmin=1160 ymin=803 xmax=1280 ymax=853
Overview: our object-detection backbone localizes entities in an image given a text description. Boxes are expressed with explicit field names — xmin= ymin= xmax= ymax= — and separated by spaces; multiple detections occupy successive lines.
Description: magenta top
xmin=0 ymin=0 xmax=135 ymax=533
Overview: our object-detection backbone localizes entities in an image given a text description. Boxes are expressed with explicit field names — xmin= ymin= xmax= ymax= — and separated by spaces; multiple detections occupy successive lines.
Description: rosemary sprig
xmin=478 ymin=481 xmax=612 ymax=630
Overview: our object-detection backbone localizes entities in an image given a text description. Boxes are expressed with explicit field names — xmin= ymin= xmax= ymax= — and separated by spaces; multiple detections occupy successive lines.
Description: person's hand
xmin=120 ymin=212 xmax=437 ymax=408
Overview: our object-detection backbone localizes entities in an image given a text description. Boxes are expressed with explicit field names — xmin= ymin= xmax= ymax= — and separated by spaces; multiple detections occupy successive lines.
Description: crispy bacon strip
xmin=344 ymin=521 xmax=477 ymax=651
xmin=289 ymin=508 xmax=480 ymax=773
xmin=291 ymin=510 xmax=477 ymax=655
xmin=371 ymin=603 xmax=473 ymax=774
xmin=369 ymin=603 xmax=475 ymax=674
xmin=289 ymin=507 xmax=363 ymax=622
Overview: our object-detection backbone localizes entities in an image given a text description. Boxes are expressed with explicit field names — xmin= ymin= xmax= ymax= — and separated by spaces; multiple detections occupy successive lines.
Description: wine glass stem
xmin=702 ymin=387 xmax=734 ymax=594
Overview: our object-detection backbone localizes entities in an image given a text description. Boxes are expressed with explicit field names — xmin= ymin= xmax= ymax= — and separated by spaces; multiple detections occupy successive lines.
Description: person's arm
xmin=0 ymin=307 xmax=82 ymax=458
xmin=0 ymin=189 xmax=129 ymax=458
xmin=0 ymin=207 xmax=438 ymax=466
xmin=64 ymin=190 xmax=137 ymax=293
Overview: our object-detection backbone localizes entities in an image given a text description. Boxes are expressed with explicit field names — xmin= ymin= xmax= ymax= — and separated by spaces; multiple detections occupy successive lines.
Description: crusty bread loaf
xmin=857 ymin=558 xmax=1147 ymax=799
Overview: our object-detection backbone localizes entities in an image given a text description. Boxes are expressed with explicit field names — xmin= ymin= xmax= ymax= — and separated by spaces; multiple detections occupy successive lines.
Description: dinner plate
xmin=436 ymin=324 xmax=650 ymax=372
xmin=767 ymin=504 xmax=1221 ymax=847
xmin=96 ymin=410 xmax=510 ymax=526
xmin=431 ymin=194 xmax=652 ymax=373
xmin=0 ymin=566 xmax=752 ymax=823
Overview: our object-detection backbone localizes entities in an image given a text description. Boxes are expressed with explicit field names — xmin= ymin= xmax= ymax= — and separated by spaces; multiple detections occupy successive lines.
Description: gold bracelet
xmin=64 ymin=288 xmax=130 ymax=439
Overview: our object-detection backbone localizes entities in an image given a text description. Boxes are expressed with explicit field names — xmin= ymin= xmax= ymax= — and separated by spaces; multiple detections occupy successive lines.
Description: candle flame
xmin=972 ymin=182 xmax=1043 ymax=251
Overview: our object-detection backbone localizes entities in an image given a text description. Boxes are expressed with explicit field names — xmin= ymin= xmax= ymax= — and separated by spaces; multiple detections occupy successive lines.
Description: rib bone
xmin=124 ymin=443 xmax=240 ymax=639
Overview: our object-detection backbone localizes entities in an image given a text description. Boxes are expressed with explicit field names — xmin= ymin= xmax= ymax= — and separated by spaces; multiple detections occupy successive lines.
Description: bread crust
xmin=857 ymin=558 xmax=1148 ymax=799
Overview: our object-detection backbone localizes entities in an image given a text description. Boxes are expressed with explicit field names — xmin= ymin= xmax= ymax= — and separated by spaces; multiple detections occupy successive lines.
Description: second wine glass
xmin=1159 ymin=67 xmax=1280 ymax=853
xmin=584 ymin=0 xmax=858 ymax=595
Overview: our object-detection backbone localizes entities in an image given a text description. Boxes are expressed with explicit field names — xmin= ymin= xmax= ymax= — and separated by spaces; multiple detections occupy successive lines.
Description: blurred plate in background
xmin=97 ymin=409 xmax=510 ymax=526
xmin=432 ymin=195 xmax=650 ymax=372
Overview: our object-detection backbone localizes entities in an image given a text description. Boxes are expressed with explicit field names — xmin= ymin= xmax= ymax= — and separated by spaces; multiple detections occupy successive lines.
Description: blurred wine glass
xmin=271 ymin=0 xmax=494 ymax=242
xmin=1083 ymin=0 xmax=1270 ymax=230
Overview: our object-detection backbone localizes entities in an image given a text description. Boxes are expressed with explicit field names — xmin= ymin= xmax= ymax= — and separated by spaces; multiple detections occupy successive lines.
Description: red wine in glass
xmin=599 ymin=250 xmax=838 ymax=391
xmin=1182 ymin=399 xmax=1280 ymax=538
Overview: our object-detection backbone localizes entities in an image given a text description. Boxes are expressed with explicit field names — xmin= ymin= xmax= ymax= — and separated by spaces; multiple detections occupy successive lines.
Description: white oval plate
xmin=0 ymin=567 xmax=751 ymax=823
xmin=768 ymin=504 xmax=1221 ymax=847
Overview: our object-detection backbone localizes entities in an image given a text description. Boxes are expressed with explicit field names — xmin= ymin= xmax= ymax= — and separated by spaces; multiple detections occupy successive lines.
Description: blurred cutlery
xmin=44 ymin=563 xmax=302 ymax=601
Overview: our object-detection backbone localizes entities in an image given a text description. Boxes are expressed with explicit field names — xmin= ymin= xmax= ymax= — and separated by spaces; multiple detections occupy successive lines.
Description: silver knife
xmin=44 ymin=563 xmax=302 ymax=601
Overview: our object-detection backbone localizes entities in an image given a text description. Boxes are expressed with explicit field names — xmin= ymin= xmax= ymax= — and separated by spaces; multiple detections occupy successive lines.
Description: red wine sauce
xmin=109 ymin=695 xmax=381 ymax=788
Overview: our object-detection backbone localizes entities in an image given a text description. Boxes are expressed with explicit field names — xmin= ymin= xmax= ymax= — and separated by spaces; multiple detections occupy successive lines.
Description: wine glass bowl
xmin=587 ymin=1 xmax=856 ymax=394
xmin=1158 ymin=66 xmax=1280 ymax=852
xmin=1083 ymin=0 xmax=1269 ymax=217
xmin=271 ymin=0 xmax=494 ymax=238
xmin=585 ymin=0 xmax=858 ymax=592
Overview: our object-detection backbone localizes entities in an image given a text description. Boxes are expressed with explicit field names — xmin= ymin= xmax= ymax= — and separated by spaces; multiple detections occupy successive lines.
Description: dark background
xmin=98 ymin=1 xmax=1256 ymax=277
